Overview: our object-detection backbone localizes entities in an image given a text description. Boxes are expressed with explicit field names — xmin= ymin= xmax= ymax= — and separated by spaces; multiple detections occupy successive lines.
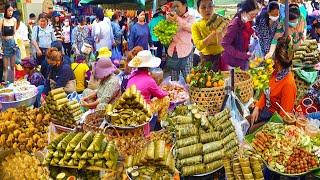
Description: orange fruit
xmin=218 ymin=80 xmax=224 ymax=86
xmin=186 ymin=75 xmax=191 ymax=84
xmin=213 ymin=82 xmax=218 ymax=87
xmin=206 ymin=81 xmax=212 ymax=88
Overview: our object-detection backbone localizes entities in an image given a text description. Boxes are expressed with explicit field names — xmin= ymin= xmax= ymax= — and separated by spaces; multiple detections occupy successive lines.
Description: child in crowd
xmin=71 ymin=54 xmax=90 ymax=94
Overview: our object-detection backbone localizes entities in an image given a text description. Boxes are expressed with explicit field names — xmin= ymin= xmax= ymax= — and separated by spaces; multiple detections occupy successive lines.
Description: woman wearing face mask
xmin=1 ymin=3 xmax=17 ymax=83
xmin=31 ymin=13 xmax=57 ymax=79
xmin=71 ymin=16 xmax=90 ymax=55
xmin=265 ymin=4 xmax=305 ymax=59
xmin=62 ymin=18 xmax=72 ymax=56
xmin=192 ymin=0 xmax=224 ymax=72
xmin=166 ymin=0 xmax=195 ymax=81
xmin=128 ymin=10 xmax=151 ymax=51
xmin=220 ymin=0 xmax=259 ymax=70
xmin=255 ymin=2 xmax=280 ymax=56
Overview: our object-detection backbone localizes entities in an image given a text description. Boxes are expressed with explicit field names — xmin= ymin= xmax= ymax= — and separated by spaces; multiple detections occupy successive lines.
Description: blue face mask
xmin=288 ymin=21 xmax=298 ymax=27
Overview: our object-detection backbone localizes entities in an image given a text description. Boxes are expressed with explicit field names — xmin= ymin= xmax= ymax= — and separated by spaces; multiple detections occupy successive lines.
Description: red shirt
xmin=242 ymin=21 xmax=254 ymax=52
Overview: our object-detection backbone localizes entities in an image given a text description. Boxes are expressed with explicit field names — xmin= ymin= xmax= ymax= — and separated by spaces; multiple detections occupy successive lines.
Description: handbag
xmin=111 ymin=47 xmax=122 ymax=66
xmin=81 ymin=43 xmax=92 ymax=55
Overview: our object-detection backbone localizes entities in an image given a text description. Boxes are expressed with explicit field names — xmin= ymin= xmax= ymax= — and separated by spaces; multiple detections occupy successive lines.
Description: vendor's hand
xmin=265 ymin=52 xmax=273 ymax=59
xmin=251 ymin=107 xmax=260 ymax=126
xmin=167 ymin=13 xmax=178 ymax=22
xmin=81 ymin=100 xmax=89 ymax=107
xmin=37 ymin=49 xmax=42 ymax=57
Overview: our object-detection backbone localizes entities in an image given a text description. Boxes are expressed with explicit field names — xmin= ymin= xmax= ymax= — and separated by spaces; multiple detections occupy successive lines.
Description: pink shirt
xmin=168 ymin=12 xmax=195 ymax=58
xmin=127 ymin=70 xmax=168 ymax=103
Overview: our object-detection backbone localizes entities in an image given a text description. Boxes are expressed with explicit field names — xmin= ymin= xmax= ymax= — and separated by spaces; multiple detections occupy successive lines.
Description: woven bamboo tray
xmin=189 ymin=71 xmax=253 ymax=114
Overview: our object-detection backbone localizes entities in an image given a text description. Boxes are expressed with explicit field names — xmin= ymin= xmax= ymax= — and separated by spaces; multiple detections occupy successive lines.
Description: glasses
xmin=200 ymin=3 xmax=215 ymax=10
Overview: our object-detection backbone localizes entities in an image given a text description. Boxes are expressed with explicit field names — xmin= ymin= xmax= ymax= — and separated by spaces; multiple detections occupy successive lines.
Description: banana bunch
xmin=207 ymin=14 xmax=229 ymax=32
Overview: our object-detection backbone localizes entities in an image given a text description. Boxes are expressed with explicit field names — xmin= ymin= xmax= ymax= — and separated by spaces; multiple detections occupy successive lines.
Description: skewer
xmin=276 ymin=102 xmax=293 ymax=121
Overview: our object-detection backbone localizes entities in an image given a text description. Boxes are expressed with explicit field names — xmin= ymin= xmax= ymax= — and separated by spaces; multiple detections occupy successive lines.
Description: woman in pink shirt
xmin=166 ymin=0 xmax=196 ymax=81
xmin=127 ymin=50 xmax=169 ymax=132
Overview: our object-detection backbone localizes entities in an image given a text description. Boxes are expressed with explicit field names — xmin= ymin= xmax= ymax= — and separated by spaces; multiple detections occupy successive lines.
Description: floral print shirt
xmin=27 ymin=71 xmax=45 ymax=87
xmin=71 ymin=25 xmax=90 ymax=51
xmin=255 ymin=14 xmax=279 ymax=55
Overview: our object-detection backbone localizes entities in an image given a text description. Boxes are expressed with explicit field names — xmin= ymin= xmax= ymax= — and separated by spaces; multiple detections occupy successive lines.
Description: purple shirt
xmin=221 ymin=16 xmax=251 ymax=70
xmin=127 ymin=70 xmax=168 ymax=103
xmin=27 ymin=72 xmax=45 ymax=87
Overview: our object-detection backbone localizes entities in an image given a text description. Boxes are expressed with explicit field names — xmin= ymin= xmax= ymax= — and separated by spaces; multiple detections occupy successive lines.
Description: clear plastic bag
xmin=160 ymin=75 xmax=190 ymax=105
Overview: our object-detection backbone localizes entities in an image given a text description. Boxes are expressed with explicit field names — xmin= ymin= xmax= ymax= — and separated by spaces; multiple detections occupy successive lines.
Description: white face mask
xmin=241 ymin=13 xmax=249 ymax=23
xmin=64 ymin=21 xmax=70 ymax=26
xmin=269 ymin=15 xmax=279 ymax=22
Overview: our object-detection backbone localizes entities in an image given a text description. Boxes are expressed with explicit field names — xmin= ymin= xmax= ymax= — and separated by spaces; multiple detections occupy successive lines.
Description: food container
xmin=283 ymin=113 xmax=296 ymax=125
xmin=14 ymin=85 xmax=38 ymax=101
xmin=0 ymin=88 xmax=15 ymax=102
xmin=305 ymin=124 xmax=319 ymax=137
xmin=295 ymin=117 xmax=308 ymax=129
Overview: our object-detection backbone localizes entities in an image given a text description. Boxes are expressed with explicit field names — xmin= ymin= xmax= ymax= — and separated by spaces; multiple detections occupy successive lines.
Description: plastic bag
xmin=111 ymin=47 xmax=122 ymax=67
xmin=160 ymin=75 xmax=190 ymax=106
xmin=223 ymin=78 xmax=250 ymax=144
xmin=67 ymin=91 xmax=83 ymax=103
xmin=248 ymin=35 xmax=264 ymax=68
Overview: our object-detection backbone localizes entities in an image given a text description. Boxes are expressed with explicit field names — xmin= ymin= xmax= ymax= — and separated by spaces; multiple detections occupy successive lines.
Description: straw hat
xmin=94 ymin=58 xmax=116 ymax=79
xmin=97 ymin=47 xmax=112 ymax=59
xmin=128 ymin=50 xmax=161 ymax=68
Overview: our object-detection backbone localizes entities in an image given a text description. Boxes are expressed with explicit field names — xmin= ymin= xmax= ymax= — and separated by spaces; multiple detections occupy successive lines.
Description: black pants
xmin=36 ymin=48 xmax=48 ymax=79
xmin=63 ymin=43 xmax=71 ymax=57
xmin=153 ymin=41 xmax=163 ymax=59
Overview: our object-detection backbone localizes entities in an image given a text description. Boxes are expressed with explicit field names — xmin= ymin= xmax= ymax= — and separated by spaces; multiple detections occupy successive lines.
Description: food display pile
xmin=44 ymin=88 xmax=83 ymax=127
xmin=126 ymin=140 xmax=175 ymax=179
xmin=250 ymin=122 xmax=319 ymax=175
xmin=44 ymin=132 xmax=119 ymax=170
xmin=171 ymin=106 xmax=239 ymax=176
xmin=0 ymin=107 xmax=50 ymax=152
xmin=105 ymin=85 xmax=152 ymax=127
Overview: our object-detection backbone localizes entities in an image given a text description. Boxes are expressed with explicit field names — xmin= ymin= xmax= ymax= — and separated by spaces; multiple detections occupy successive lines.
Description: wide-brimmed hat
xmin=128 ymin=50 xmax=161 ymax=68
xmin=21 ymin=57 xmax=37 ymax=68
xmin=94 ymin=58 xmax=117 ymax=79
xmin=97 ymin=47 xmax=112 ymax=59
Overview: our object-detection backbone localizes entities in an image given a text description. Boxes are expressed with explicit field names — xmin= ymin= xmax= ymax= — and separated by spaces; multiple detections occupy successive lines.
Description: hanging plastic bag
xmin=248 ymin=35 xmax=264 ymax=69
xmin=111 ymin=47 xmax=122 ymax=67
xmin=223 ymin=77 xmax=250 ymax=143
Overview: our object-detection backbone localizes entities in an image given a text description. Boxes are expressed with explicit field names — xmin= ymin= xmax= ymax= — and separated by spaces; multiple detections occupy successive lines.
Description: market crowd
xmin=1 ymin=0 xmax=320 ymax=127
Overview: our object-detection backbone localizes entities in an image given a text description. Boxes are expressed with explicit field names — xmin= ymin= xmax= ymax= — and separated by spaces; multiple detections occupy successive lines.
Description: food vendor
xmin=192 ymin=0 xmax=224 ymax=71
xmin=45 ymin=47 xmax=75 ymax=94
xmin=265 ymin=4 xmax=305 ymax=59
xmin=251 ymin=36 xmax=297 ymax=124
xmin=127 ymin=50 xmax=169 ymax=130
xmin=220 ymin=0 xmax=259 ymax=70
xmin=21 ymin=57 xmax=45 ymax=107
xmin=21 ymin=57 xmax=45 ymax=87
xmin=81 ymin=58 xmax=121 ymax=110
